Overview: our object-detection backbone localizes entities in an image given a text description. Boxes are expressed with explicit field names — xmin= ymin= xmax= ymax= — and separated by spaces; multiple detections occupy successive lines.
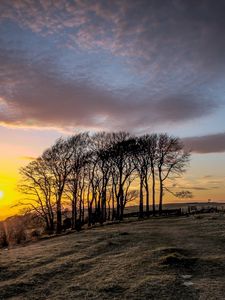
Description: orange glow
xmin=0 ymin=143 xmax=37 ymax=220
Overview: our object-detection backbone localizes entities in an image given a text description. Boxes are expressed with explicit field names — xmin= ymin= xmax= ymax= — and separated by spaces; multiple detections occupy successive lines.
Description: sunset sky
xmin=0 ymin=0 xmax=225 ymax=219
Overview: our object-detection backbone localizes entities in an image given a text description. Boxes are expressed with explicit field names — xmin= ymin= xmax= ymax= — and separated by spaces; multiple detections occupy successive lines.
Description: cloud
xmin=187 ymin=187 xmax=209 ymax=191
xmin=202 ymin=175 xmax=213 ymax=179
xmin=1 ymin=0 xmax=225 ymax=70
xmin=183 ymin=132 xmax=225 ymax=153
xmin=19 ymin=156 xmax=37 ymax=161
xmin=0 ymin=49 xmax=218 ymax=131
xmin=173 ymin=185 xmax=210 ymax=191
xmin=0 ymin=1 xmax=224 ymax=132
xmin=152 ymin=95 xmax=216 ymax=123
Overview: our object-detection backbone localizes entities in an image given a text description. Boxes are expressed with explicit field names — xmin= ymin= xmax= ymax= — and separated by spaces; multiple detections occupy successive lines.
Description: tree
xmin=66 ymin=133 xmax=89 ymax=230
xmin=157 ymin=134 xmax=190 ymax=214
xmin=91 ymin=132 xmax=113 ymax=223
xmin=145 ymin=134 xmax=158 ymax=215
xmin=110 ymin=132 xmax=136 ymax=220
xmin=86 ymin=152 xmax=101 ymax=225
xmin=175 ymin=190 xmax=193 ymax=201
xmin=18 ymin=157 xmax=55 ymax=232
xmin=124 ymin=189 xmax=139 ymax=210
xmin=42 ymin=138 xmax=73 ymax=233
xmin=133 ymin=136 xmax=152 ymax=217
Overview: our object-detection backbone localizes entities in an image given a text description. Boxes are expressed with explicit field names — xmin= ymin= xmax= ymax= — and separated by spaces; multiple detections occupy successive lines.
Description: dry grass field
xmin=1 ymin=213 xmax=225 ymax=299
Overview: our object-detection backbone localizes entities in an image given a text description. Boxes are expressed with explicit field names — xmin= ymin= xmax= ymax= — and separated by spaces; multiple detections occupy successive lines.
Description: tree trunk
xmin=56 ymin=206 xmax=62 ymax=233
xmin=151 ymin=165 xmax=156 ymax=216
xmin=111 ymin=186 xmax=115 ymax=221
xmin=107 ymin=200 xmax=111 ymax=221
xmin=139 ymin=178 xmax=144 ymax=218
xmin=88 ymin=201 xmax=92 ymax=226
xmin=72 ymin=198 xmax=75 ymax=229
xmin=144 ymin=176 xmax=150 ymax=217
xmin=119 ymin=186 xmax=124 ymax=220
xmin=45 ymin=216 xmax=50 ymax=232
xmin=71 ymin=180 xmax=78 ymax=229
xmin=82 ymin=198 xmax=85 ymax=224
xmin=116 ymin=192 xmax=120 ymax=220
xmin=56 ymin=192 xmax=62 ymax=233
xmin=79 ymin=196 xmax=82 ymax=224
xmin=158 ymin=167 xmax=163 ymax=214
xmin=49 ymin=217 xmax=54 ymax=232
xmin=101 ymin=187 xmax=106 ymax=223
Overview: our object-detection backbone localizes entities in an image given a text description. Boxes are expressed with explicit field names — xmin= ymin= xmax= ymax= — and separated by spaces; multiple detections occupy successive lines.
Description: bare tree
xmin=124 ymin=189 xmax=139 ymax=211
xmin=18 ymin=157 xmax=55 ymax=232
xmin=66 ymin=133 xmax=89 ymax=230
xmin=42 ymin=138 xmax=73 ymax=233
xmin=133 ymin=136 xmax=152 ymax=217
xmin=175 ymin=190 xmax=193 ymax=201
xmin=86 ymin=154 xmax=100 ymax=225
xmin=110 ymin=132 xmax=136 ymax=220
xmin=145 ymin=134 xmax=158 ymax=215
xmin=92 ymin=132 xmax=113 ymax=223
xmin=157 ymin=134 xmax=190 ymax=214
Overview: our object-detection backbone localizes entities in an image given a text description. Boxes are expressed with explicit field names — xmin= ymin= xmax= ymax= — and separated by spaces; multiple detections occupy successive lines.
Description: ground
xmin=1 ymin=213 xmax=225 ymax=299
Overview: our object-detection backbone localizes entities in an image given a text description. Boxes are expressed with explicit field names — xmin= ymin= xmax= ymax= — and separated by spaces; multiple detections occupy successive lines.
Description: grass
xmin=1 ymin=213 xmax=225 ymax=299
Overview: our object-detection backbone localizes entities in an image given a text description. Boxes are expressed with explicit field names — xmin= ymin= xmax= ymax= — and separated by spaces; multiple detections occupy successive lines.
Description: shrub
xmin=0 ymin=226 xmax=9 ymax=248
xmin=30 ymin=229 xmax=41 ymax=238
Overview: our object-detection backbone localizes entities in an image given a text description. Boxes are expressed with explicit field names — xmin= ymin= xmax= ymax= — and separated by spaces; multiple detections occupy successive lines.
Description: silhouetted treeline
xmin=18 ymin=132 xmax=190 ymax=233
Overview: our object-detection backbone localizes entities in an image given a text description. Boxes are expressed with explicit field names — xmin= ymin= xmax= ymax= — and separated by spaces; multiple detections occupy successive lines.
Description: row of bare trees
xmin=18 ymin=132 xmax=190 ymax=233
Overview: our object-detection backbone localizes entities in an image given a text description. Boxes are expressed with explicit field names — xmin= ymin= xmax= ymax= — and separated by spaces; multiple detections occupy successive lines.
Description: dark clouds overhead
xmin=0 ymin=49 xmax=218 ymax=131
xmin=183 ymin=132 xmax=225 ymax=153
xmin=0 ymin=0 xmax=225 ymax=133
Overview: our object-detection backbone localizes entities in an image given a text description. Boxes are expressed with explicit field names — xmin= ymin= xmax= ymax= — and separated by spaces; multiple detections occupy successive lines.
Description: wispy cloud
xmin=1 ymin=0 xmax=225 ymax=67
xmin=19 ymin=156 xmax=37 ymax=161
xmin=179 ymin=186 xmax=210 ymax=191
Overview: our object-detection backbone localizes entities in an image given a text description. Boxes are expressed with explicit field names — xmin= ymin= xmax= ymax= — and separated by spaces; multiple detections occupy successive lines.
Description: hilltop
xmin=1 ymin=213 xmax=225 ymax=299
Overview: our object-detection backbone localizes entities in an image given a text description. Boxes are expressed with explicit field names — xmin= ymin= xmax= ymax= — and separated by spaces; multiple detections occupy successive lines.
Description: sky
xmin=0 ymin=0 xmax=225 ymax=219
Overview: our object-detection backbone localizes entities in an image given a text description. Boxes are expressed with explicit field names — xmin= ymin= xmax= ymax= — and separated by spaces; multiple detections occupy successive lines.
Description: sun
xmin=0 ymin=191 xmax=4 ymax=199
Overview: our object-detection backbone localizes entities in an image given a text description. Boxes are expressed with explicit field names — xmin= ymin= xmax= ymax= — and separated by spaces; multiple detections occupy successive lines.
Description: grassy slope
xmin=1 ymin=214 xmax=225 ymax=299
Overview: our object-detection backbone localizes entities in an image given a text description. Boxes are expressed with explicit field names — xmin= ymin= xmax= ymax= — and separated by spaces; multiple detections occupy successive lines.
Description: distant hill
xmin=124 ymin=202 xmax=225 ymax=213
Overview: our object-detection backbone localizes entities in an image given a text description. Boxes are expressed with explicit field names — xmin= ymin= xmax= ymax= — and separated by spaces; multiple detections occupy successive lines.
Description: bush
xmin=8 ymin=226 xmax=27 ymax=245
xmin=4 ymin=219 xmax=27 ymax=245
xmin=30 ymin=229 xmax=41 ymax=238
xmin=0 ymin=227 xmax=9 ymax=248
